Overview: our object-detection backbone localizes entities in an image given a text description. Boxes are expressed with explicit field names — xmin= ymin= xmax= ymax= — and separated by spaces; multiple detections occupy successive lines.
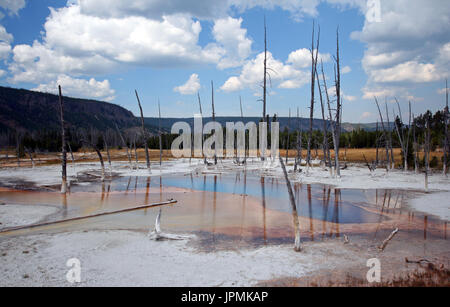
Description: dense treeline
xmin=0 ymin=127 xmax=177 ymax=157
xmin=1 ymin=110 xmax=447 ymax=165
xmin=278 ymin=109 xmax=447 ymax=150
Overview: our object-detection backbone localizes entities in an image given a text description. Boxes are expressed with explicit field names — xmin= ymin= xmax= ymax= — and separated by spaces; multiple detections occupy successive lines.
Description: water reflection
xmin=0 ymin=172 xmax=447 ymax=248
xmin=261 ymin=177 xmax=267 ymax=245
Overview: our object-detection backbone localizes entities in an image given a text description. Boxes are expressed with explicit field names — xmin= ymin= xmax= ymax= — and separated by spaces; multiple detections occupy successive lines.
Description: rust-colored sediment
xmin=0 ymin=184 xmax=447 ymax=242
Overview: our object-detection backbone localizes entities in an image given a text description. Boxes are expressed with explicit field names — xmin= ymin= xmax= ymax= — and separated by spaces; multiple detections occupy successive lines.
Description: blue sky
xmin=0 ymin=0 xmax=448 ymax=123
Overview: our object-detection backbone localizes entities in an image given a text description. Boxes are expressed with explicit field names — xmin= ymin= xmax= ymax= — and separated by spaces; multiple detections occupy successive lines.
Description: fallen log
xmin=405 ymin=257 xmax=431 ymax=264
xmin=0 ymin=199 xmax=178 ymax=234
xmin=378 ymin=227 xmax=399 ymax=251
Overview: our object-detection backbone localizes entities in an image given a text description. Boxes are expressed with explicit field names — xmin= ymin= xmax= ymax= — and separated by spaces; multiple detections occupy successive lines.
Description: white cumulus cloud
xmin=342 ymin=65 xmax=351 ymax=74
xmin=221 ymin=51 xmax=309 ymax=93
xmin=212 ymin=17 xmax=252 ymax=69
xmin=0 ymin=25 xmax=13 ymax=60
xmin=352 ymin=0 xmax=450 ymax=98
xmin=287 ymin=48 xmax=331 ymax=68
xmin=174 ymin=74 xmax=201 ymax=95
xmin=32 ymin=75 xmax=116 ymax=102
xmin=78 ymin=0 xmax=229 ymax=20
xmin=0 ymin=0 xmax=26 ymax=15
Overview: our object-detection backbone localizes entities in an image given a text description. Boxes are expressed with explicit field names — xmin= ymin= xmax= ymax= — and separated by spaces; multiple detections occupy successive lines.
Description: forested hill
xmin=0 ymin=85 xmax=379 ymax=134
xmin=0 ymin=86 xmax=139 ymax=132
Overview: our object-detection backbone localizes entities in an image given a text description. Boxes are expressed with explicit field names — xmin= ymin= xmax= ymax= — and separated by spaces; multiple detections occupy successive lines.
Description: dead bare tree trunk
xmin=374 ymin=97 xmax=390 ymax=173
xmin=444 ymin=79 xmax=449 ymax=176
xmin=322 ymin=62 xmax=337 ymax=176
xmin=425 ymin=117 xmax=431 ymax=190
xmin=393 ymin=99 xmax=412 ymax=171
xmin=115 ymin=123 xmax=132 ymax=170
xmin=263 ymin=17 xmax=267 ymax=125
xmin=307 ymin=22 xmax=320 ymax=169
xmin=158 ymin=100 xmax=162 ymax=167
xmin=104 ymin=137 xmax=112 ymax=177
xmin=412 ymin=114 xmax=419 ymax=174
xmin=363 ymin=153 xmax=376 ymax=173
xmin=80 ymin=130 xmax=105 ymax=181
xmin=240 ymin=96 xmax=247 ymax=164
xmin=375 ymin=121 xmax=380 ymax=167
xmin=198 ymin=92 xmax=207 ymax=165
xmin=333 ymin=28 xmax=342 ymax=177
xmin=316 ymin=65 xmax=329 ymax=168
xmin=95 ymin=147 xmax=106 ymax=181
xmin=135 ymin=90 xmax=151 ymax=172
xmin=58 ymin=85 xmax=68 ymax=194
xmin=286 ymin=109 xmax=290 ymax=164
xmin=133 ymin=133 xmax=138 ymax=169
xmin=385 ymin=101 xmax=395 ymax=169
xmin=295 ymin=107 xmax=302 ymax=172
xmin=279 ymin=156 xmax=302 ymax=252
xmin=261 ymin=17 xmax=268 ymax=162
xmin=211 ymin=81 xmax=217 ymax=165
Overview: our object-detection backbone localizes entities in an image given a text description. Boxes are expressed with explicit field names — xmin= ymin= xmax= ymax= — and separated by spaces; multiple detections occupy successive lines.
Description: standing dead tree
xmin=279 ymin=155 xmax=302 ymax=251
xmin=211 ymin=81 xmax=217 ymax=165
xmin=198 ymin=92 xmax=207 ymax=165
xmin=115 ymin=123 xmax=132 ymax=170
xmin=239 ymin=96 xmax=247 ymax=164
xmin=158 ymin=99 xmax=163 ymax=167
xmin=259 ymin=17 xmax=271 ymax=162
xmin=316 ymin=63 xmax=330 ymax=169
xmin=307 ymin=22 xmax=320 ymax=168
xmin=375 ymin=122 xmax=380 ymax=167
xmin=412 ymin=114 xmax=419 ymax=174
xmin=104 ymin=135 xmax=112 ymax=177
xmin=263 ymin=17 xmax=268 ymax=125
xmin=385 ymin=100 xmax=395 ymax=169
xmin=58 ymin=85 xmax=68 ymax=194
xmin=135 ymin=90 xmax=151 ymax=172
xmin=363 ymin=153 xmax=377 ymax=174
xmin=133 ymin=133 xmax=139 ymax=169
xmin=374 ymin=97 xmax=391 ymax=172
xmin=393 ymin=99 xmax=412 ymax=171
xmin=444 ymin=79 xmax=449 ymax=176
xmin=321 ymin=62 xmax=337 ymax=176
xmin=332 ymin=28 xmax=342 ymax=177
xmin=424 ymin=117 xmax=431 ymax=190
xmin=286 ymin=109 xmax=290 ymax=164
xmin=80 ymin=130 xmax=106 ymax=181
xmin=294 ymin=107 xmax=302 ymax=172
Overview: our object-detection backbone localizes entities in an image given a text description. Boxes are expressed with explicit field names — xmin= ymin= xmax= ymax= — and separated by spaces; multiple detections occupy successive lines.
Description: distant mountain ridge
xmin=144 ymin=117 xmax=382 ymax=132
xmin=0 ymin=86 xmax=381 ymax=134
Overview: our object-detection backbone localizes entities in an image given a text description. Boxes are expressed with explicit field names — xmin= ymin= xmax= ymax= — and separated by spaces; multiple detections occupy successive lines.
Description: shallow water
xmin=0 ymin=171 xmax=447 ymax=249
xmin=69 ymin=172 xmax=390 ymax=224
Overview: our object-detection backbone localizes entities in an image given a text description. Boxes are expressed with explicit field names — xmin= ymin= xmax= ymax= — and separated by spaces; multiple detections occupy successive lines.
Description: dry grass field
xmin=0 ymin=147 xmax=445 ymax=169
